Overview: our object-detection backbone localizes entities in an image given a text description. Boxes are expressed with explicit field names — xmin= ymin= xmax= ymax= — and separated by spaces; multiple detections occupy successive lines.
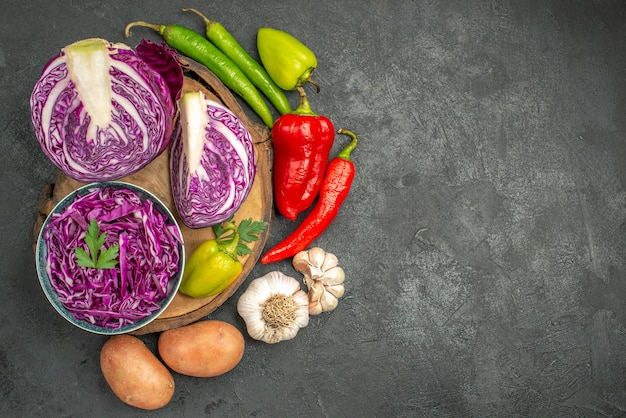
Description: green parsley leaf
xmin=75 ymin=246 xmax=95 ymax=268
xmin=96 ymin=244 xmax=120 ymax=269
xmin=74 ymin=218 xmax=119 ymax=269
xmin=212 ymin=217 xmax=268 ymax=257
xmin=238 ymin=218 xmax=268 ymax=244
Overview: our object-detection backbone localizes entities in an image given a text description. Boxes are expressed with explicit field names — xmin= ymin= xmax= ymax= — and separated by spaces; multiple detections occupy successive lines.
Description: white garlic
xmin=237 ymin=271 xmax=310 ymax=344
xmin=292 ymin=247 xmax=345 ymax=315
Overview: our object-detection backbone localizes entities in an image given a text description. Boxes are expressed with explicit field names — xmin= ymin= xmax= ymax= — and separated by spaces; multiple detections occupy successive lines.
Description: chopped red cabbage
xmin=43 ymin=186 xmax=182 ymax=329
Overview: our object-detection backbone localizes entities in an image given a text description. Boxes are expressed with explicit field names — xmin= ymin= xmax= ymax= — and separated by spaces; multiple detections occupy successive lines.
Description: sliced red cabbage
xmin=30 ymin=38 xmax=183 ymax=182
xmin=43 ymin=186 xmax=182 ymax=329
xmin=170 ymin=91 xmax=256 ymax=228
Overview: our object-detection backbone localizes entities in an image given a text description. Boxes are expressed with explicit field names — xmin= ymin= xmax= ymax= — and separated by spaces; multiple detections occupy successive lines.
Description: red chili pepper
xmin=261 ymin=129 xmax=358 ymax=264
xmin=272 ymin=87 xmax=334 ymax=220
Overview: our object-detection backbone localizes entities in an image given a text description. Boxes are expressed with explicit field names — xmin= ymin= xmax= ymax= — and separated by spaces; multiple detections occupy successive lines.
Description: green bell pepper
xmin=179 ymin=222 xmax=243 ymax=298
xmin=257 ymin=27 xmax=319 ymax=91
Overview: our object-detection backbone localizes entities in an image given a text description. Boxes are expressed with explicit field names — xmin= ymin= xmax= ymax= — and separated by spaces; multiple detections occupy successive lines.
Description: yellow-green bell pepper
xmin=257 ymin=27 xmax=319 ymax=91
xmin=179 ymin=222 xmax=243 ymax=298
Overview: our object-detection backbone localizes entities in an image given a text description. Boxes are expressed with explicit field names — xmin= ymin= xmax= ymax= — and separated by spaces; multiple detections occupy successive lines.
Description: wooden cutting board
xmin=33 ymin=56 xmax=274 ymax=335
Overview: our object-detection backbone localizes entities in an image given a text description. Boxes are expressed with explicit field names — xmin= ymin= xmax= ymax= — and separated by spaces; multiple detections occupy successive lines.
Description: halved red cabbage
xmin=43 ymin=186 xmax=182 ymax=329
xmin=170 ymin=91 xmax=256 ymax=228
xmin=30 ymin=38 xmax=183 ymax=182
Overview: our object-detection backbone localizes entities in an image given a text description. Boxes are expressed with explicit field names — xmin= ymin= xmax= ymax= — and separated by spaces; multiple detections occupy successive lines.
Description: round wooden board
xmin=33 ymin=56 xmax=274 ymax=335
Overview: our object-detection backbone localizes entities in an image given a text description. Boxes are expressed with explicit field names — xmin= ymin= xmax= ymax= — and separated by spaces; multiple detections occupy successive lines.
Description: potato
xmin=100 ymin=334 xmax=174 ymax=410
xmin=158 ymin=320 xmax=244 ymax=377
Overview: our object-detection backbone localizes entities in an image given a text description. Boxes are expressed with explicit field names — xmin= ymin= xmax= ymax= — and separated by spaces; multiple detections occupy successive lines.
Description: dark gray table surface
xmin=1 ymin=1 xmax=625 ymax=417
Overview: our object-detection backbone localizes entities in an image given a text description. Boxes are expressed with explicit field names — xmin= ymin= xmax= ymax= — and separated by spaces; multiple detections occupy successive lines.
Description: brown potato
xmin=100 ymin=334 xmax=174 ymax=410
xmin=158 ymin=320 xmax=245 ymax=377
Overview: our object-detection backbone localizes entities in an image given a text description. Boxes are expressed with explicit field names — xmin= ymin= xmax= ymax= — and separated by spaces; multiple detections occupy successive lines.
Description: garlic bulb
xmin=292 ymin=247 xmax=345 ymax=315
xmin=237 ymin=271 xmax=310 ymax=344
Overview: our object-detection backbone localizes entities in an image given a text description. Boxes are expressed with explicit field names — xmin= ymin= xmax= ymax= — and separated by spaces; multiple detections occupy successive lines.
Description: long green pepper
xmin=125 ymin=21 xmax=275 ymax=128
xmin=183 ymin=8 xmax=292 ymax=116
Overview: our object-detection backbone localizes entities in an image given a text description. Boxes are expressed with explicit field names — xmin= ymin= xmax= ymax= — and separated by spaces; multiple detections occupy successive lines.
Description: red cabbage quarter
xmin=42 ymin=186 xmax=183 ymax=329
xmin=30 ymin=38 xmax=183 ymax=182
xmin=170 ymin=91 xmax=256 ymax=228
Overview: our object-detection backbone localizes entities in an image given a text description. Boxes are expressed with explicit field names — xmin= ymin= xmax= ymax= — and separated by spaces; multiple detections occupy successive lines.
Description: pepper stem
xmin=293 ymin=87 xmax=318 ymax=116
xmin=305 ymin=76 xmax=320 ymax=93
xmin=182 ymin=8 xmax=218 ymax=29
xmin=218 ymin=221 xmax=240 ymax=260
xmin=337 ymin=129 xmax=359 ymax=160
xmin=124 ymin=21 xmax=164 ymax=38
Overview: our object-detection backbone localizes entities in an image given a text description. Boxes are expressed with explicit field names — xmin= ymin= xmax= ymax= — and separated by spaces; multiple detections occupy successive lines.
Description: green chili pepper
xmin=182 ymin=8 xmax=292 ymax=115
xmin=257 ymin=27 xmax=319 ymax=92
xmin=125 ymin=21 xmax=275 ymax=127
xmin=178 ymin=221 xmax=243 ymax=299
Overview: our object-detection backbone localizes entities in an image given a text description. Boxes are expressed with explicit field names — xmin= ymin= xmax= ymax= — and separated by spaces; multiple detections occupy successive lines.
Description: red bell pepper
xmin=271 ymin=87 xmax=334 ymax=220
xmin=261 ymin=129 xmax=358 ymax=264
